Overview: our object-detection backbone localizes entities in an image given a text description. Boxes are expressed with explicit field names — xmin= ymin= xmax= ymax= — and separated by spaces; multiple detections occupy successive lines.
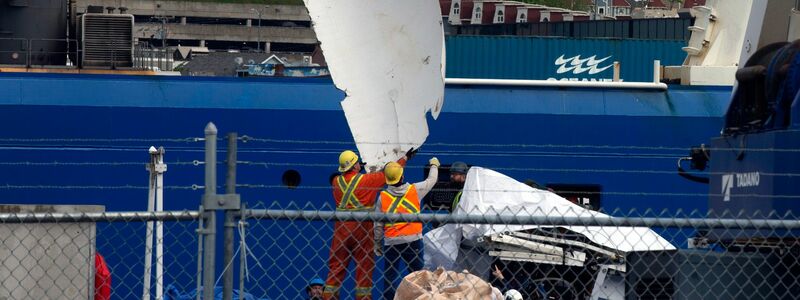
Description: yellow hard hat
xmin=338 ymin=150 xmax=359 ymax=172
xmin=384 ymin=162 xmax=404 ymax=185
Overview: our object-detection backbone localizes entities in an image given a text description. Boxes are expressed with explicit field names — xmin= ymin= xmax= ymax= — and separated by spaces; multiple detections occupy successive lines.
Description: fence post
xmin=223 ymin=132 xmax=238 ymax=300
xmin=202 ymin=123 xmax=218 ymax=300
xmin=238 ymin=202 xmax=247 ymax=297
xmin=26 ymin=39 xmax=31 ymax=68
xmin=155 ymin=147 xmax=167 ymax=300
xmin=143 ymin=148 xmax=157 ymax=300
xmin=201 ymin=124 xmax=241 ymax=300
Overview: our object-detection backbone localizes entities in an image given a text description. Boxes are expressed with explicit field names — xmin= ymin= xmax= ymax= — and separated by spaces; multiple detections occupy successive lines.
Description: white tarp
xmin=425 ymin=167 xmax=675 ymax=269
xmin=303 ymin=0 xmax=446 ymax=169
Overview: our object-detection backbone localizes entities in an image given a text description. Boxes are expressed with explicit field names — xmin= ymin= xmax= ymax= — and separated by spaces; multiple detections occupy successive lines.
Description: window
xmin=453 ymin=3 xmax=460 ymax=15
xmin=598 ymin=7 xmax=605 ymax=15
xmin=475 ymin=7 xmax=481 ymax=19
xmin=497 ymin=10 xmax=504 ymax=22
xmin=518 ymin=13 xmax=526 ymax=23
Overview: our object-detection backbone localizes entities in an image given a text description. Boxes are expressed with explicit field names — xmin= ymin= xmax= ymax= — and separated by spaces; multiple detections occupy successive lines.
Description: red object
xmin=94 ymin=253 xmax=111 ymax=300
xmin=323 ymin=221 xmax=375 ymax=300
xmin=324 ymin=158 xmax=407 ymax=300
xmin=330 ymin=158 xmax=406 ymax=210
xmin=439 ymin=0 xmax=452 ymax=16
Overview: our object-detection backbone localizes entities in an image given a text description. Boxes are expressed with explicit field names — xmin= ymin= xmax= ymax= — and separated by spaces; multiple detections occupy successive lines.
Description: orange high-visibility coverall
xmin=323 ymin=158 xmax=406 ymax=300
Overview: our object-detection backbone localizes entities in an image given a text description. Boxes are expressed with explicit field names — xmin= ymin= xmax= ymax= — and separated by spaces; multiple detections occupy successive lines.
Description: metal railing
xmin=0 ymin=38 xmax=172 ymax=71
xmin=134 ymin=42 xmax=173 ymax=71
xmin=0 ymin=37 xmax=81 ymax=68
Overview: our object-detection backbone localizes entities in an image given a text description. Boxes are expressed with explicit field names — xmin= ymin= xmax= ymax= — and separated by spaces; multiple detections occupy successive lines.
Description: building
xmin=75 ymin=0 xmax=317 ymax=52
xmin=590 ymin=0 xmax=633 ymax=19
xmin=444 ymin=0 xmax=590 ymax=25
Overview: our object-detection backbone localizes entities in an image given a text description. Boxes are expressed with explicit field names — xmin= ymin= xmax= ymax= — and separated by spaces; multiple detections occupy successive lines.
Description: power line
xmin=0 ymin=137 xmax=203 ymax=143
xmin=239 ymin=136 xmax=800 ymax=153
xmin=0 ymin=185 xmax=195 ymax=190
xmin=231 ymin=184 xmax=800 ymax=199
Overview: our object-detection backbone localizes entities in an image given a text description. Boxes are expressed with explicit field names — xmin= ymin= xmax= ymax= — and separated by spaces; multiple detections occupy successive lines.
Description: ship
xmin=1 ymin=0 xmax=797 ymax=299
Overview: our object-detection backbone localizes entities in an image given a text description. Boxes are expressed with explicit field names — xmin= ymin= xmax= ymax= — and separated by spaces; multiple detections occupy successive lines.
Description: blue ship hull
xmin=0 ymin=73 xmax=731 ymax=212
xmin=0 ymin=73 xmax=731 ymax=299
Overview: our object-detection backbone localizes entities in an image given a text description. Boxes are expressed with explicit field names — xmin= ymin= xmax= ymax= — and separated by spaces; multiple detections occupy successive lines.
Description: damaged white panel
xmin=303 ymin=0 xmax=445 ymax=169
xmin=456 ymin=167 xmax=676 ymax=252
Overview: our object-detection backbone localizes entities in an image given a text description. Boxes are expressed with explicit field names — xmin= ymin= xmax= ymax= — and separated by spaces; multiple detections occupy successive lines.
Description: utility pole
xmin=153 ymin=16 xmax=174 ymax=49
xmin=152 ymin=16 xmax=174 ymax=70
xmin=250 ymin=8 xmax=264 ymax=52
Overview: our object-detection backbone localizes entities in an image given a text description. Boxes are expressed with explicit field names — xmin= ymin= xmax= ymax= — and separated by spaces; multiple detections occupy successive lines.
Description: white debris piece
xmin=425 ymin=167 xmax=675 ymax=269
xmin=457 ymin=167 xmax=675 ymax=252
xmin=303 ymin=0 xmax=446 ymax=169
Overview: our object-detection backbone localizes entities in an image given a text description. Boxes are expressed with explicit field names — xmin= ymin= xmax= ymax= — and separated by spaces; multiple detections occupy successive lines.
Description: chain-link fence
xmin=242 ymin=205 xmax=800 ymax=300
xmin=0 ymin=210 xmax=200 ymax=300
xmin=3 ymin=123 xmax=800 ymax=300
xmin=3 ymin=205 xmax=798 ymax=300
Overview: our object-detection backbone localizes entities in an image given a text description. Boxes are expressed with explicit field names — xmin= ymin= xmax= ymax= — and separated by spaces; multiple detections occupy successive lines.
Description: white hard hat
xmin=505 ymin=289 xmax=523 ymax=300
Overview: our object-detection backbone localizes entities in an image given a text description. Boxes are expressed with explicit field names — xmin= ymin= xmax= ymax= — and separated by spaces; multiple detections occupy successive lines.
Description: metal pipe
xmin=226 ymin=133 xmax=237 ymax=195
xmin=196 ymin=206 xmax=205 ymax=300
xmin=244 ymin=209 xmax=800 ymax=230
xmin=143 ymin=150 xmax=157 ymax=300
xmin=238 ymin=203 xmax=246 ymax=298
xmin=0 ymin=211 xmax=199 ymax=223
xmin=222 ymin=133 xmax=237 ymax=300
xmin=155 ymin=147 xmax=166 ymax=300
xmin=202 ymin=122 xmax=218 ymax=300
xmin=653 ymin=60 xmax=661 ymax=84
xmin=444 ymin=78 xmax=668 ymax=90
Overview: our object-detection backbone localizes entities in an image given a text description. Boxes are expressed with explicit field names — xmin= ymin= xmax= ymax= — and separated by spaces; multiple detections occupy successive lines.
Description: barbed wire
xmin=0 ymin=183 xmax=794 ymax=199
xmin=3 ymin=136 xmax=800 ymax=156
xmin=238 ymin=136 xmax=800 ymax=153
xmin=0 ymin=161 xmax=198 ymax=166
xmin=233 ymin=148 xmax=686 ymax=159
xmin=0 ymin=185 xmax=196 ymax=190
xmin=0 ymin=137 xmax=204 ymax=143
xmin=1 ymin=159 xmax=798 ymax=177
xmin=232 ymin=184 xmax=800 ymax=198
xmin=235 ymin=161 xmax=800 ymax=177
xmin=1 ymin=136 xmax=798 ymax=153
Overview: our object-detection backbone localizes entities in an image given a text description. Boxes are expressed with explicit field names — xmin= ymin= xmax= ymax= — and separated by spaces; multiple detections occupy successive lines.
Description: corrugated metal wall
xmin=445 ymin=36 xmax=687 ymax=82
xmin=455 ymin=17 xmax=693 ymax=41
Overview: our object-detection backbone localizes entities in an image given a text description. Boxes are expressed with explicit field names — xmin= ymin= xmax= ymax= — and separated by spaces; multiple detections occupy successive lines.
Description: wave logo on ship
xmin=554 ymin=54 xmax=613 ymax=75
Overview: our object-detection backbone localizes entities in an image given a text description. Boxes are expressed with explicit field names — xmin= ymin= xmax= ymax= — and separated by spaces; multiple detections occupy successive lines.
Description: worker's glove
xmin=405 ymin=147 xmax=418 ymax=160
xmin=374 ymin=244 xmax=383 ymax=257
xmin=429 ymin=157 xmax=441 ymax=168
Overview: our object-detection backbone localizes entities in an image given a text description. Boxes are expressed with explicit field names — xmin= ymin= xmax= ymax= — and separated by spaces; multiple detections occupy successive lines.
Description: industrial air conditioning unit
xmin=79 ymin=13 xmax=134 ymax=68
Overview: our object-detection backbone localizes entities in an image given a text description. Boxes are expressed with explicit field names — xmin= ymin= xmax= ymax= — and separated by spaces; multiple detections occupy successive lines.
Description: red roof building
xmin=515 ymin=6 xmax=547 ymax=23
xmin=440 ymin=0 xmax=452 ymax=17
xmin=683 ymin=0 xmax=706 ymax=9
xmin=470 ymin=1 xmax=506 ymax=25
xmin=444 ymin=0 xmax=476 ymax=25
xmin=590 ymin=0 xmax=632 ymax=19
xmin=494 ymin=3 xmax=525 ymax=24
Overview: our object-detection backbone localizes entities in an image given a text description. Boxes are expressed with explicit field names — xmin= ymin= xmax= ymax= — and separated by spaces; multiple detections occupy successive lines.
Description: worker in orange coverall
xmin=323 ymin=148 xmax=417 ymax=300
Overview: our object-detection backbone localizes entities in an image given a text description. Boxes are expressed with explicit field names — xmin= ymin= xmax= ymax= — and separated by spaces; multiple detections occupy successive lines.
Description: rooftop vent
xmin=80 ymin=13 xmax=133 ymax=68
